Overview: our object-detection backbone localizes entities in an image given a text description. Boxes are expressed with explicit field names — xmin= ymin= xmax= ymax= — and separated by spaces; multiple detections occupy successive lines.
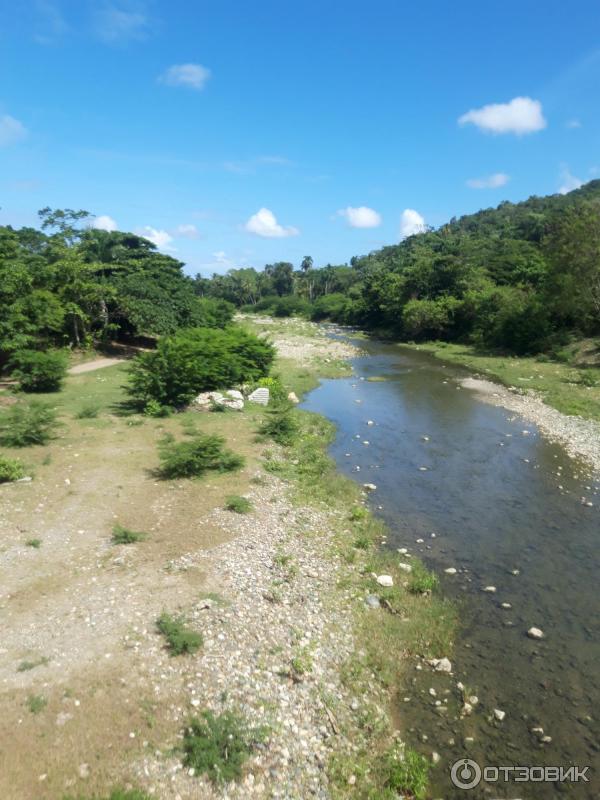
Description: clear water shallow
xmin=301 ymin=334 xmax=600 ymax=799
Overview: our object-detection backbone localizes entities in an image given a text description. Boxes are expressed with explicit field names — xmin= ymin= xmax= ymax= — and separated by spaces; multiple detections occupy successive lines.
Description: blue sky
xmin=1 ymin=1 xmax=599 ymax=275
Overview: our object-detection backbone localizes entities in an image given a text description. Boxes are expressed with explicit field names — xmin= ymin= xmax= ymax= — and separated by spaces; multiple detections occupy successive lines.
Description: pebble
xmin=444 ymin=567 xmax=457 ymax=575
xmin=483 ymin=586 xmax=497 ymax=593
xmin=527 ymin=627 xmax=544 ymax=640
xmin=494 ymin=708 xmax=506 ymax=722
xmin=398 ymin=563 xmax=412 ymax=573
xmin=376 ymin=575 xmax=394 ymax=587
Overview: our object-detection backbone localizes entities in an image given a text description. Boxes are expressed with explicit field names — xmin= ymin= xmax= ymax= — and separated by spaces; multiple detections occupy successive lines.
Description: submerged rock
xmin=428 ymin=657 xmax=452 ymax=673
xmin=494 ymin=708 xmax=506 ymax=722
xmin=528 ymin=626 xmax=545 ymax=640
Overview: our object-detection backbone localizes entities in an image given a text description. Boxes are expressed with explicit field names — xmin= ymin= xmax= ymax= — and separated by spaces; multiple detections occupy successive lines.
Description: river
xmin=301 ymin=332 xmax=600 ymax=799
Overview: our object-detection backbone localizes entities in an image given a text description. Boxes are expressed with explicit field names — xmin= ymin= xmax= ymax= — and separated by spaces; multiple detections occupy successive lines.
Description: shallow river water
xmin=302 ymin=334 xmax=600 ymax=799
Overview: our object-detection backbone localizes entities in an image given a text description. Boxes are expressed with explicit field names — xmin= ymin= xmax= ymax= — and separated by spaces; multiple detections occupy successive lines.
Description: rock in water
xmin=527 ymin=627 xmax=544 ymax=640
xmin=428 ymin=657 xmax=452 ymax=673
xmin=363 ymin=483 xmax=377 ymax=491
xmin=494 ymin=708 xmax=506 ymax=722
xmin=248 ymin=387 xmax=270 ymax=405
xmin=444 ymin=567 xmax=457 ymax=575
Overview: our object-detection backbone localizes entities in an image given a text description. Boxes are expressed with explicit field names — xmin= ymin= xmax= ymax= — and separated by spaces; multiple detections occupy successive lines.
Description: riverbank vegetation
xmin=197 ymin=181 xmax=600 ymax=386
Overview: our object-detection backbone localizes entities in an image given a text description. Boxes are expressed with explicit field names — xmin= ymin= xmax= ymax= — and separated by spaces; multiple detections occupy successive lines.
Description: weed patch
xmin=156 ymin=613 xmax=203 ymax=656
xmin=26 ymin=694 xmax=47 ymax=714
xmin=0 ymin=454 xmax=27 ymax=482
xmin=224 ymin=495 xmax=253 ymax=513
xmin=112 ymin=523 xmax=147 ymax=545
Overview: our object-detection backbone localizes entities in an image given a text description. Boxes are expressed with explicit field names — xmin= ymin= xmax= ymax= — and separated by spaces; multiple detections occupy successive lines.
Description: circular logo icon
xmin=450 ymin=758 xmax=482 ymax=790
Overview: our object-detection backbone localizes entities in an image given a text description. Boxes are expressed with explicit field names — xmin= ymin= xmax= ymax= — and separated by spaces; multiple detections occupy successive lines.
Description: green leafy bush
xmin=273 ymin=295 xmax=311 ymax=317
xmin=182 ymin=710 xmax=266 ymax=784
xmin=0 ymin=453 xmax=27 ymax=482
xmin=10 ymin=349 xmax=68 ymax=392
xmin=0 ymin=402 xmax=60 ymax=447
xmin=157 ymin=433 xmax=244 ymax=479
xmin=224 ymin=495 xmax=253 ymax=513
xmin=112 ymin=523 xmax=147 ymax=545
xmin=26 ymin=538 xmax=42 ymax=548
xmin=409 ymin=563 xmax=439 ymax=595
xmin=258 ymin=402 xmax=299 ymax=446
xmin=127 ymin=326 xmax=275 ymax=411
xmin=156 ymin=613 xmax=203 ymax=655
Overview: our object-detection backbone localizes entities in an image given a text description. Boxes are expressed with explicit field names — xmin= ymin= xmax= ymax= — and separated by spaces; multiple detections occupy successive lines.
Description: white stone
xmin=483 ymin=586 xmax=497 ymax=593
xmin=367 ymin=420 xmax=374 ymax=426
xmin=287 ymin=391 xmax=300 ymax=404
xmin=444 ymin=567 xmax=457 ymax=575
xmin=248 ymin=387 xmax=270 ymax=405
xmin=226 ymin=389 xmax=243 ymax=400
xmin=494 ymin=708 xmax=506 ymax=722
xmin=527 ymin=627 xmax=544 ymax=640
xmin=429 ymin=657 xmax=452 ymax=673
xmin=398 ymin=563 xmax=412 ymax=573
xmin=363 ymin=483 xmax=377 ymax=491
xmin=376 ymin=575 xmax=393 ymax=587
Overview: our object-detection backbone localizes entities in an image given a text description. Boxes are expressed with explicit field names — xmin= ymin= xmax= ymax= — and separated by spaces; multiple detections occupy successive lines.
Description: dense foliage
xmin=199 ymin=181 xmax=600 ymax=355
xmin=127 ymin=326 xmax=275 ymax=410
xmin=9 ymin=349 xmax=68 ymax=392
xmin=0 ymin=208 xmax=233 ymax=370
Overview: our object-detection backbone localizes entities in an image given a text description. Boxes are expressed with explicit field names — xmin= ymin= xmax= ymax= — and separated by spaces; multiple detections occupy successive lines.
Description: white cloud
xmin=244 ymin=208 xmax=299 ymax=238
xmin=337 ymin=206 xmax=382 ymax=228
xmin=92 ymin=214 xmax=118 ymax=232
xmin=458 ymin=96 xmax=546 ymax=135
xmin=159 ymin=63 xmax=211 ymax=91
xmin=175 ymin=223 xmax=199 ymax=239
xmin=0 ymin=115 xmax=28 ymax=147
xmin=400 ymin=209 xmax=426 ymax=239
xmin=136 ymin=225 xmax=174 ymax=250
xmin=94 ymin=5 xmax=150 ymax=43
xmin=566 ymin=119 xmax=582 ymax=129
xmin=466 ymin=173 xmax=510 ymax=189
xmin=558 ymin=166 xmax=583 ymax=195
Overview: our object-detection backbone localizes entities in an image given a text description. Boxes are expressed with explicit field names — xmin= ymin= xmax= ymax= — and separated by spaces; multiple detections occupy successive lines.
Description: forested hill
xmin=201 ymin=180 xmax=600 ymax=355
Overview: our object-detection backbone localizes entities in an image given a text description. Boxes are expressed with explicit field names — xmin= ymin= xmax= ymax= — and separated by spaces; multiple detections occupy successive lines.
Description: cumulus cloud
xmin=0 ymin=115 xmax=28 ymax=147
xmin=94 ymin=4 xmax=150 ymax=43
xmin=159 ymin=63 xmax=211 ymax=90
xmin=175 ymin=223 xmax=199 ymax=238
xmin=337 ymin=206 xmax=382 ymax=228
xmin=136 ymin=225 xmax=174 ymax=249
xmin=92 ymin=214 xmax=118 ymax=232
xmin=400 ymin=209 xmax=426 ymax=239
xmin=244 ymin=208 xmax=299 ymax=238
xmin=466 ymin=173 xmax=510 ymax=189
xmin=458 ymin=97 xmax=546 ymax=135
xmin=558 ymin=166 xmax=583 ymax=195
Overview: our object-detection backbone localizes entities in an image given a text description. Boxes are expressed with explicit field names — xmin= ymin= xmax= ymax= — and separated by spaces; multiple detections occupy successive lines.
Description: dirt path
xmin=68 ymin=357 xmax=125 ymax=375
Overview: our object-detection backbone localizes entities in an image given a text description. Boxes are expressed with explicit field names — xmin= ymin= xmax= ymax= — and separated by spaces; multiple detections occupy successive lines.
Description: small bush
xmin=182 ymin=710 xmax=266 ymax=784
xmin=409 ymin=563 xmax=439 ymax=595
xmin=258 ymin=402 xmax=299 ymax=446
xmin=25 ymin=538 xmax=42 ymax=548
xmin=0 ymin=454 xmax=27 ymax=482
xmin=273 ymin=296 xmax=311 ymax=318
xmin=379 ymin=745 xmax=429 ymax=800
xmin=157 ymin=433 xmax=244 ymax=480
xmin=250 ymin=375 xmax=287 ymax=402
xmin=63 ymin=790 xmax=151 ymax=800
xmin=224 ymin=495 xmax=253 ymax=514
xmin=127 ymin=326 xmax=275 ymax=411
xmin=17 ymin=656 xmax=49 ymax=672
xmin=10 ymin=349 xmax=68 ymax=392
xmin=112 ymin=524 xmax=147 ymax=545
xmin=26 ymin=694 xmax=47 ymax=714
xmin=156 ymin=613 xmax=203 ymax=656
xmin=75 ymin=403 xmax=100 ymax=419
xmin=0 ymin=402 xmax=60 ymax=447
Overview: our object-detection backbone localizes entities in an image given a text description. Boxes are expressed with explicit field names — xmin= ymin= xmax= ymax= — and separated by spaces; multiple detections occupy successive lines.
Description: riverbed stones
xmin=444 ymin=567 xmax=457 ymax=575
xmin=398 ymin=563 xmax=412 ymax=573
xmin=376 ymin=574 xmax=394 ymax=587
xmin=363 ymin=483 xmax=377 ymax=491
xmin=428 ymin=657 xmax=452 ymax=673
xmin=483 ymin=586 xmax=497 ymax=593
xmin=527 ymin=626 xmax=545 ymax=640
xmin=365 ymin=595 xmax=381 ymax=609
xmin=494 ymin=708 xmax=506 ymax=722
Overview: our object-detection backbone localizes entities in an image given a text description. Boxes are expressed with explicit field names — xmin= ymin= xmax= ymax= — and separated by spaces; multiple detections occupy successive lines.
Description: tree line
xmin=200 ymin=180 xmax=600 ymax=355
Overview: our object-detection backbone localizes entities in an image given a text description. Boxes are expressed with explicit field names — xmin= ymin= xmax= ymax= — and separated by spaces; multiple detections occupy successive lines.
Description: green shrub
xmin=157 ymin=433 xmax=244 ymax=480
xmin=273 ymin=296 xmax=311 ymax=317
xmin=310 ymin=293 xmax=349 ymax=321
xmin=127 ymin=326 xmax=275 ymax=411
xmin=25 ymin=538 xmax=42 ymax=548
xmin=224 ymin=495 xmax=253 ymax=514
xmin=112 ymin=524 xmax=147 ymax=545
xmin=379 ymin=745 xmax=429 ymax=799
xmin=10 ymin=349 xmax=68 ymax=392
xmin=258 ymin=402 xmax=299 ymax=446
xmin=0 ymin=402 xmax=60 ymax=447
xmin=75 ymin=403 xmax=100 ymax=419
xmin=250 ymin=375 xmax=287 ymax=402
xmin=156 ymin=613 xmax=203 ymax=656
xmin=0 ymin=453 xmax=27 ymax=482
xmin=409 ymin=563 xmax=439 ymax=595
xmin=26 ymin=694 xmax=47 ymax=714
xmin=182 ymin=710 xmax=266 ymax=784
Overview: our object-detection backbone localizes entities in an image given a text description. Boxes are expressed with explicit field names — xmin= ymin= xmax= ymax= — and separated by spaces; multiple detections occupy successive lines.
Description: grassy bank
xmin=409 ymin=339 xmax=600 ymax=421
xmin=0 ymin=318 xmax=455 ymax=799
